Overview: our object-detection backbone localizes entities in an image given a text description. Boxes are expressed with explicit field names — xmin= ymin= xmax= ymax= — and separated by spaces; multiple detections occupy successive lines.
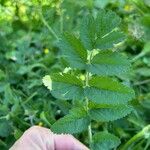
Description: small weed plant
xmin=43 ymin=9 xmax=135 ymax=150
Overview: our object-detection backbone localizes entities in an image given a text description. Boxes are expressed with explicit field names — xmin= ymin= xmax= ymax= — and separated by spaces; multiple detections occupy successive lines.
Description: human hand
xmin=10 ymin=126 xmax=89 ymax=150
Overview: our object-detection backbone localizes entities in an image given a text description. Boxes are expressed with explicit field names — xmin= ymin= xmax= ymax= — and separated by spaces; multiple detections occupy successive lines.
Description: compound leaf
xmin=42 ymin=73 xmax=84 ymax=100
xmin=89 ymin=105 xmax=133 ymax=122
xmin=87 ymin=50 xmax=130 ymax=75
xmin=51 ymin=107 xmax=90 ymax=134
xmin=91 ymin=132 xmax=121 ymax=150
xmin=58 ymin=32 xmax=87 ymax=69
xmin=85 ymin=76 xmax=135 ymax=104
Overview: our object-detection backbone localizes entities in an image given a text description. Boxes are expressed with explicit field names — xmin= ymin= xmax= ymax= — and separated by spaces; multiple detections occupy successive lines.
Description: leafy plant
xmin=0 ymin=0 xmax=149 ymax=149
xmin=43 ymin=9 xmax=135 ymax=149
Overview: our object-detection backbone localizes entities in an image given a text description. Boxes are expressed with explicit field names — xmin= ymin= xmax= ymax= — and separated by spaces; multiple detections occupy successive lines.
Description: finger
xmin=54 ymin=134 xmax=89 ymax=150
xmin=10 ymin=126 xmax=55 ymax=150
xmin=10 ymin=126 xmax=89 ymax=150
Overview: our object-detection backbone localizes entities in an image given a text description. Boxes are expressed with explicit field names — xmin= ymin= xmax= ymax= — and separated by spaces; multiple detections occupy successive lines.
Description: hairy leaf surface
xmin=43 ymin=74 xmax=84 ymax=100
xmin=96 ymin=10 xmax=121 ymax=37
xmin=95 ymin=10 xmax=125 ymax=50
xmin=85 ymin=76 xmax=135 ymax=104
xmin=89 ymin=105 xmax=133 ymax=122
xmin=51 ymin=108 xmax=90 ymax=134
xmin=91 ymin=132 xmax=120 ymax=150
xmin=95 ymin=31 xmax=125 ymax=49
xmin=80 ymin=10 xmax=125 ymax=51
xmin=58 ymin=32 xmax=87 ymax=69
xmin=87 ymin=50 xmax=130 ymax=75
xmin=80 ymin=15 xmax=95 ymax=50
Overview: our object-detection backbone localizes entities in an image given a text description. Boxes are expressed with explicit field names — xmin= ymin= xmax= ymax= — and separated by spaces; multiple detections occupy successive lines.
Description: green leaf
xmin=89 ymin=105 xmax=133 ymax=122
xmin=80 ymin=15 xmax=95 ymax=50
xmin=95 ymin=31 xmax=125 ymax=50
xmin=79 ymin=10 xmax=125 ymax=51
xmin=51 ymin=108 xmax=90 ymax=134
xmin=143 ymin=41 xmax=150 ymax=53
xmin=57 ymin=32 xmax=87 ymax=69
xmin=85 ymin=76 xmax=135 ymax=104
xmin=4 ymin=84 xmax=15 ymax=105
xmin=14 ymin=129 xmax=23 ymax=139
xmin=87 ymin=50 xmax=130 ymax=75
xmin=96 ymin=9 xmax=121 ymax=38
xmin=136 ymin=67 xmax=150 ymax=77
xmin=0 ymin=120 xmax=12 ymax=137
xmin=91 ymin=132 xmax=121 ymax=150
xmin=55 ymin=100 xmax=71 ymax=114
xmin=42 ymin=73 xmax=84 ymax=100
xmin=0 ymin=69 xmax=5 ymax=81
xmin=95 ymin=10 xmax=125 ymax=50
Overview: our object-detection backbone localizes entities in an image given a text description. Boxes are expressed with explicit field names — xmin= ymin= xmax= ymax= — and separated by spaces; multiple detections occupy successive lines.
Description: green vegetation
xmin=0 ymin=0 xmax=150 ymax=149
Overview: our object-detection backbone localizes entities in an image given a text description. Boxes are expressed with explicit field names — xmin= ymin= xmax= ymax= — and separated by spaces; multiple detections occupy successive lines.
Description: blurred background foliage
xmin=0 ymin=0 xmax=150 ymax=149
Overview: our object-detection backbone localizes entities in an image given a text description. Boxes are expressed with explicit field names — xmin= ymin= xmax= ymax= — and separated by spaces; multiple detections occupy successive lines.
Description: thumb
xmin=10 ymin=126 xmax=55 ymax=150
xmin=10 ymin=126 xmax=89 ymax=150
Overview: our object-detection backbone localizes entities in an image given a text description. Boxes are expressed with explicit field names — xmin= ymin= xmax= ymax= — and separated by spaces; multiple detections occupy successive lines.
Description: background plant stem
xmin=39 ymin=6 xmax=59 ymax=40
xmin=40 ymin=13 xmax=59 ymax=40
xmin=121 ymin=124 xmax=150 ymax=150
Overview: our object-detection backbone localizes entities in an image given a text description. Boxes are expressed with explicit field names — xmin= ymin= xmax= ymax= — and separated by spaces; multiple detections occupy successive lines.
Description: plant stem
xmin=133 ymin=79 xmax=150 ymax=86
xmin=88 ymin=121 xmax=92 ymax=143
xmin=144 ymin=138 xmax=150 ymax=150
xmin=131 ymin=51 xmax=145 ymax=62
xmin=40 ymin=8 xmax=59 ymax=40
xmin=120 ymin=124 xmax=150 ymax=150
xmin=0 ymin=139 xmax=7 ymax=148
xmin=85 ymin=51 xmax=93 ymax=145
xmin=85 ymin=73 xmax=92 ymax=144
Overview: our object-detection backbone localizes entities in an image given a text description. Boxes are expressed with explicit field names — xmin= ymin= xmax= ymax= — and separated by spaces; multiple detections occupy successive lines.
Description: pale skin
xmin=10 ymin=126 xmax=89 ymax=150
